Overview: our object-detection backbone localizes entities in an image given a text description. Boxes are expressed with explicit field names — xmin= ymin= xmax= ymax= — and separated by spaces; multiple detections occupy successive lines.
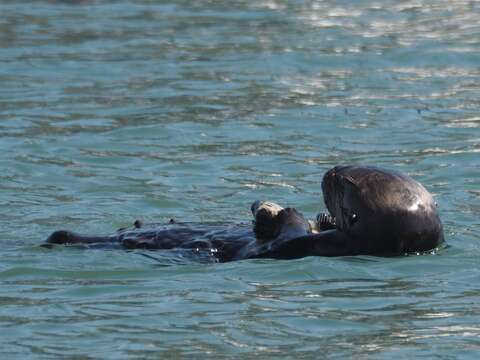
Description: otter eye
xmin=340 ymin=206 xmax=358 ymax=227
xmin=350 ymin=212 xmax=358 ymax=225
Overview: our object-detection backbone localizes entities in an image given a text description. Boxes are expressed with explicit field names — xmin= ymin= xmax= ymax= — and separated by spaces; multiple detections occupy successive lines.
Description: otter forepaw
xmin=316 ymin=213 xmax=336 ymax=231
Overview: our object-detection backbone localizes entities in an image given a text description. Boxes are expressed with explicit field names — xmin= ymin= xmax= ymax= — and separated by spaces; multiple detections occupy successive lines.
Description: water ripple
xmin=1 ymin=0 xmax=479 ymax=358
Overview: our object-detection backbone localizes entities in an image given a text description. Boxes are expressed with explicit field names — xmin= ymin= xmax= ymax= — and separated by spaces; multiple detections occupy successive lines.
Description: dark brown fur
xmin=46 ymin=166 xmax=445 ymax=261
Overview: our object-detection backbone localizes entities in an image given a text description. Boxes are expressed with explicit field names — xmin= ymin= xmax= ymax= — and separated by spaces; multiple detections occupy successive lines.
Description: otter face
xmin=321 ymin=165 xmax=367 ymax=234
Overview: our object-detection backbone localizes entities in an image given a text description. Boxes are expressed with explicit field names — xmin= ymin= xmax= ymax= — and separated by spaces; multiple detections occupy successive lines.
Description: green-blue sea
xmin=1 ymin=1 xmax=479 ymax=358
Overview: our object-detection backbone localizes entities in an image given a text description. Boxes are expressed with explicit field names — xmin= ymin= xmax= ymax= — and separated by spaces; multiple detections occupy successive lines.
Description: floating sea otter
xmin=46 ymin=165 xmax=445 ymax=261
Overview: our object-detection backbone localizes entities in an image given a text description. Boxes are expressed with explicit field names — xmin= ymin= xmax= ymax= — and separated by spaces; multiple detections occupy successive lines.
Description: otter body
xmin=47 ymin=202 xmax=324 ymax=262
xmin=46 ymin=166 xmax=445 ymax=261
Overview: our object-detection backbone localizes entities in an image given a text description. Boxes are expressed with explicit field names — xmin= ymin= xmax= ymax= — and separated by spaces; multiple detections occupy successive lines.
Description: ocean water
xmin=1 ymin=0 xmax=479 ymax=358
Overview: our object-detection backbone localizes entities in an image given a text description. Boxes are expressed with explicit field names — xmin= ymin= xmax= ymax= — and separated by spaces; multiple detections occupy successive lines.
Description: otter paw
xmin=316 ymin=213 xmax=336 ymax=231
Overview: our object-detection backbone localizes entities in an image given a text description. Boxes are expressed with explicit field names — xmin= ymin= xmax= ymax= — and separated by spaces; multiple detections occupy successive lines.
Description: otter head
xmin=321 ymin=165 xmax=444 ymax=254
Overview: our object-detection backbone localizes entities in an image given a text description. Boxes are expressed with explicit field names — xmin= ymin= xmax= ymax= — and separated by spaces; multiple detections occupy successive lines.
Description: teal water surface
xmin=1 ymin=0 xmax=479 ymax=358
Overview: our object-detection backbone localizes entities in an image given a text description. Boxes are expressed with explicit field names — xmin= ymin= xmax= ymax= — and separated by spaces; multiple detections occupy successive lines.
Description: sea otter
xmin=46 ymin=165 xmax=445 ymax=261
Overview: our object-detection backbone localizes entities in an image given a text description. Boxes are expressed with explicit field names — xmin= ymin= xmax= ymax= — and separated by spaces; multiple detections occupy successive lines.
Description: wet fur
xmin=46 ymin=165 xmax=445 ymax=261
